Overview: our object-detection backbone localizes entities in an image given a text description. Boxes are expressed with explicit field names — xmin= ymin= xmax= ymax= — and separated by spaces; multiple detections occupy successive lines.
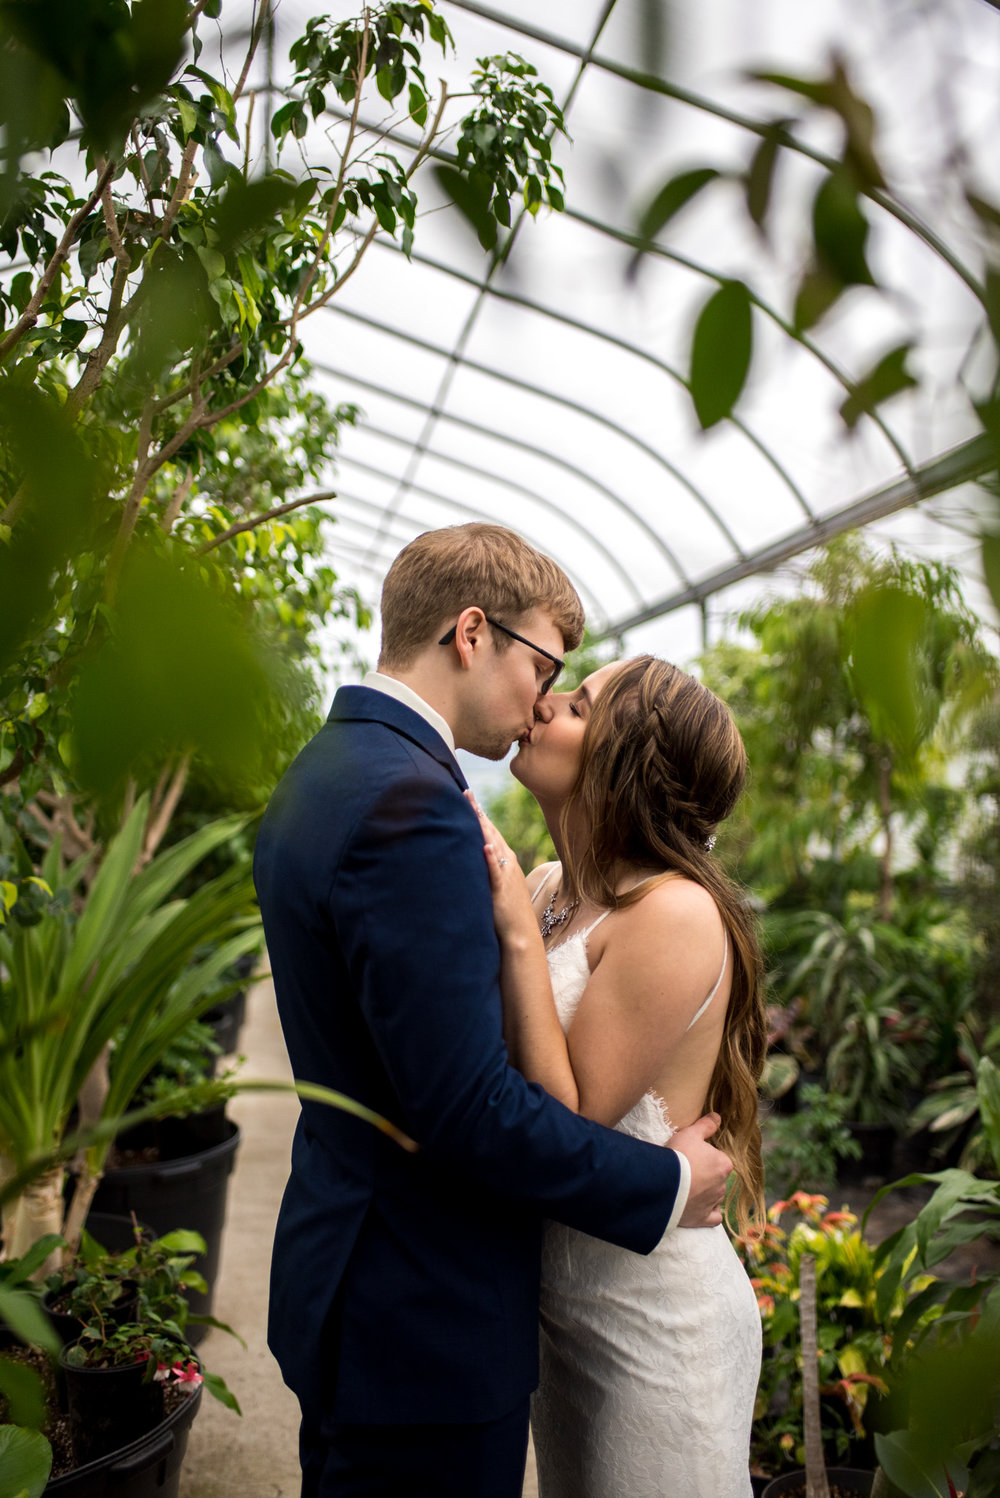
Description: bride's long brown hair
xmin=561 ymin=655 xmax=766 ymax=1233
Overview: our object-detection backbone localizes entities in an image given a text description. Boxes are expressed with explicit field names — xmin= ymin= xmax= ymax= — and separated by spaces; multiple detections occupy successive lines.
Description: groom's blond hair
xmin=378 ymin=524 xmax=584 ymax=669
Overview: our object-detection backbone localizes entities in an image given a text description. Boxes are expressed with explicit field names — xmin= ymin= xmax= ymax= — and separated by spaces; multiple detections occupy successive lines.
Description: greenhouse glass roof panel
xmin=229 ymin=0 xmax=1000 ymax=648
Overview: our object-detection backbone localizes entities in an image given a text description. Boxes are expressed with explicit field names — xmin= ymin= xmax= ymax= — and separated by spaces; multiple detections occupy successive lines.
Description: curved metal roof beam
xmin=353 ymin=415 xmax=645 ymax=607
xmin=314 ymin=359 xmax=689 ymax=589
xmin=603 ymin=433 xmax=993 ymax=635
xmin=330 ymin=468 xmax=612 ymax=626
xmin=398 ymin=243 xmax=817 ymax=527
xmin=323 ymin=302 xmax=725 ymax=570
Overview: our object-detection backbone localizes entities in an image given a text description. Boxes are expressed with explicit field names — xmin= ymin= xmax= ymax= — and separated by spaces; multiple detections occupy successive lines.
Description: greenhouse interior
xmin=1 ymin=0 xmax=999 ymax=1495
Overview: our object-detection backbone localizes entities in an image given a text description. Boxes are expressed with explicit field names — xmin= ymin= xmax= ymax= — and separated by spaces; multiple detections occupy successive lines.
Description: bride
xmin=471 ymin=654 xmax=765 ymax=1498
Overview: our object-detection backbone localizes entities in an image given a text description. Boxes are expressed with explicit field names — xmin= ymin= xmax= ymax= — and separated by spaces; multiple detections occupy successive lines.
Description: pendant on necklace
xmin=540 ymin=890 xmax=578 ymax=940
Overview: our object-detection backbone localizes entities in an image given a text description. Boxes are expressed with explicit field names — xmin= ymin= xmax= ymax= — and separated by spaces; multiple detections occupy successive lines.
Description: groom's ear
xmin=452 ymin=607 xmax=488 ymax=672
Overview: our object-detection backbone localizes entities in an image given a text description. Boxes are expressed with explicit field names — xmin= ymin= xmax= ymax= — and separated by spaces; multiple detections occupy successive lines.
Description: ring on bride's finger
xmin=497 ymin=856 xmax=510 ymax=867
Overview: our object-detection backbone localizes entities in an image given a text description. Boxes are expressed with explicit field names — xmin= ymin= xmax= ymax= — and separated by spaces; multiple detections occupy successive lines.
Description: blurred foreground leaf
xmin=0 ymin=380 xmax=108 ymax=672
xmin=844 ymin=584 xmax=931 ymax=756
xmin=72 ymin=544 xmax=279 ymax=795
xmin=0 ymin=1424 xmax=52 ymax=1498
xmin=689 ymin=279 xmax=753 ymax=429
xmin=839 ymin=343 xmax=918 ymax=431
xmin=0 ymin=1356 xmax=47 ymax=1433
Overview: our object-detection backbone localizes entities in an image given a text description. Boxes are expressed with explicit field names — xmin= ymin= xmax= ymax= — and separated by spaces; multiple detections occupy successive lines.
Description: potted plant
xmin=738 ymin=1193 xmax=939 ymax=1481
xmin=1 ymin=1222 xmax=241 ymax=1491
xmin=44 ymin=1223 xmax=241 ymax=1395
xmin=0 ymin=797 xmax=262 ymax=1267
xmin=59 ymin=1320 xmax=193 ymax=1467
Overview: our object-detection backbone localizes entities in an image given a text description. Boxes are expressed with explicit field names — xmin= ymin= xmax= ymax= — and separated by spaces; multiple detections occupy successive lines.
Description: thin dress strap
xmin=530 ymin=863 xmax=560 ymax=906
xmin=578 ymin=872 xmax=662 ymax=941
xmin=685 ymin=929 xmax=729 ymax=1032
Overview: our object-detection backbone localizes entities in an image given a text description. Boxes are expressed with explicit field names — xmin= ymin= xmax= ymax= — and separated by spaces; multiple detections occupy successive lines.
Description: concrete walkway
xmin=178 ymin=979 xmax=539 ymax=1497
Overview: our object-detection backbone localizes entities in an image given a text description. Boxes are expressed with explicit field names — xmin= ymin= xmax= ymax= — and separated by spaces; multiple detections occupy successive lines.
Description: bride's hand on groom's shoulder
xmin=465 ymin=793 xmax=537 ymax=945
xmin=669 ymin=1113 xmax=733 ymax=1230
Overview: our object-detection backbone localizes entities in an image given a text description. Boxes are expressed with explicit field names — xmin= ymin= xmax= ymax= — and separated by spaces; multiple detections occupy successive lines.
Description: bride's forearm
xmin=499 ymin=929 xmax=580 ymax=1112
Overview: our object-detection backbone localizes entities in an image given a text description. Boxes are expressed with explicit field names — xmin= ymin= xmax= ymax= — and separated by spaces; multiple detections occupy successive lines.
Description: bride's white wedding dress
xmin=529 ymin=878 xmax=762 ymax=1498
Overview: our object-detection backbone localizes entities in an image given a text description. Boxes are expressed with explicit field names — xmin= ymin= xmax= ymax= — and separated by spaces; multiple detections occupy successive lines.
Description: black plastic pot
xmin=203 ymin=988 xmax=247 ymax=1056
xmin=91 ymin=1117 xmax=240 ymax=1343
xmin=761 ymin=1468 xmax=873 ymax=1498
xmin=60 ymin=1344 xmax=165 ymax=1467
xmin=837 ymin=1121 xmax=898 ymax=1184
xmin=42 ymin=1279 xmax=139 ymax=1347
xmin=83 ymin=1211 xmax=147 ymax=1255
xmin=45 ymin=1380 xmax=202 ymax=1497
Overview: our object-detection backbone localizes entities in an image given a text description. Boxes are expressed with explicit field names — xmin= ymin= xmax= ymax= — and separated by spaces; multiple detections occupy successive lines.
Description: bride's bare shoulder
xmin=616 ymin=874 xmax=723 ymax=945
xmin=526 ymin=859 xmax=559 ymax=896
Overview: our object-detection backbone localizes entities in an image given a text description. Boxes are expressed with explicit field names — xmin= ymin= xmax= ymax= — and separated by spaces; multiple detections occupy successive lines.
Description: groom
xmin=254 ymin=523 xmax=732 ymax=1498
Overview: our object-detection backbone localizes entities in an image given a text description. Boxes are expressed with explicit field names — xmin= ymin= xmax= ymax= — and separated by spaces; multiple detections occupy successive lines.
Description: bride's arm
xmin=472 ymin=802 xmax=729 ymax=1130
xmin=470 ymin=811 xmax=580 ymax=1111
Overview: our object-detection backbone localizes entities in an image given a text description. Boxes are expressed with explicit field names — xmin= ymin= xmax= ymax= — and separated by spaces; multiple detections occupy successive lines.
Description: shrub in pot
xmin=44 ymin=1224 xmax=242 ymax=1405
xmin=0 ymin=799 xmax=262 ymax=1267
xmin=60 ymin=1320 xmax=203 ymax=1466
xmin=736 ymin=1193 xmax=940 ymax=1479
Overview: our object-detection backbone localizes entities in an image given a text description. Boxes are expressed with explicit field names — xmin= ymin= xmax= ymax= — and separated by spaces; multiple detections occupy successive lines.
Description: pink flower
xmin=153 ymin=1363 xmax=172 ymax=1383
xmin=173 ymin=1361 xmax=204 ymax=1391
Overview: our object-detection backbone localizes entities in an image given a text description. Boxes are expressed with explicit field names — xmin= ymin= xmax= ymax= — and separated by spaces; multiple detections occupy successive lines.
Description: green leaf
xmin=813 ymin=169 xmax=874 ymax=287
xmin=839 ymin=342 xmax=918 ymax=430
xmin=0 ymin=1425 xmax=52 ymax=1498
xmin=0 ymin=1288 xmax=60 ymax=1360
xmin=408 ymin=82 xmax=427 ymax=127
xmin=793 ymin=266 xmax=842 ymax=332
xmin=176 ymin=96 xmax=198 ymax=139
xmin=844 ymin=583 xmax=930 ymax=755
xmin=195 ymin=245 xmax=226 ymax=281
xmin=372 ymin=197 xmax=396 ymax=234
xmin=0 ymin=1360 xmax=47 ymax=1435
xmin=875 ymin=1431 xmax=952 ymax=1498
xmin=745 ymin=124 xmax=785 ymax=233
xmin=201 ymin=1369 xmax=242 ymax=1413
xmin=688 ymin=279 xmax=753 ymax=430
xmin=156 ymin=1230 xmax=208 ymax=1255
xmin=977 ymin=1056 xmax=1000 ymax=1172
xmin=638 ymin=167 xmax=719 ymax=243
xmin=433 ymin=165 xmax=497 ymax=252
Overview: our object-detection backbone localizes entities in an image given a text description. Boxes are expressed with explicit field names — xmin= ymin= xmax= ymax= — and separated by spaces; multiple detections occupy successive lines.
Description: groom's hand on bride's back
xmin=669 ymin=1113 xmax=733 ymax=1229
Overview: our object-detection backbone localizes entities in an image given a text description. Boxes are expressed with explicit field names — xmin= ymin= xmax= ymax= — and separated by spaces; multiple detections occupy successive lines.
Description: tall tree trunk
xmin=62 ymin=1043 xmax=112 ymax=1261
xmin=6 ymin=1166 xmax=65 ymax=1275
xmin=878 ymin=752 xmax=894 ymax=921
xmin=62 ymin=1160 xmax=101 ymax=1263
xmin=0 ymin=1152 xmax=18 ymax=1255
xmin=800 ymin=1254 xmax=831 ymax=1498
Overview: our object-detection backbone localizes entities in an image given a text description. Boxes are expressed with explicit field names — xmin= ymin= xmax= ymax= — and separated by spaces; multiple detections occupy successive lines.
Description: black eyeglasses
xmin=438 ymin=615 xmax=565 ymax=694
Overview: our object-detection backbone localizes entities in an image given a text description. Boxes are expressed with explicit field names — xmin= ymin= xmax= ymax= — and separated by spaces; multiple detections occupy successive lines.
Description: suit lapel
xmin=328 ymin=685 xmax=469 ymax=792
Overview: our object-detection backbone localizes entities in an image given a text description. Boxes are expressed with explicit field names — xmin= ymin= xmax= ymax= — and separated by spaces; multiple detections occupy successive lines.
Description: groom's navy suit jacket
xmin=253 ymin=686 xmax=681 ymax=1426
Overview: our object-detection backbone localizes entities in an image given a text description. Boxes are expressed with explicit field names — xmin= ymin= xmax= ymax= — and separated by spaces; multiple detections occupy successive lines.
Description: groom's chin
xmin=466 ymin=733 xmax=517 ymax=762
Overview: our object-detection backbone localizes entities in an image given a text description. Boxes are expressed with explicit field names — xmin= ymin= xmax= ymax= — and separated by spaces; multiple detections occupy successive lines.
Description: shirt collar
xmin=361 ymin=671 xmax=456 ymax=752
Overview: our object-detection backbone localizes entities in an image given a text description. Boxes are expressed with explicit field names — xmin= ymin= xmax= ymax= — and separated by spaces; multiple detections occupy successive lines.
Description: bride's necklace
xmin=540 ymin=889 xmax=578 ymax=940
